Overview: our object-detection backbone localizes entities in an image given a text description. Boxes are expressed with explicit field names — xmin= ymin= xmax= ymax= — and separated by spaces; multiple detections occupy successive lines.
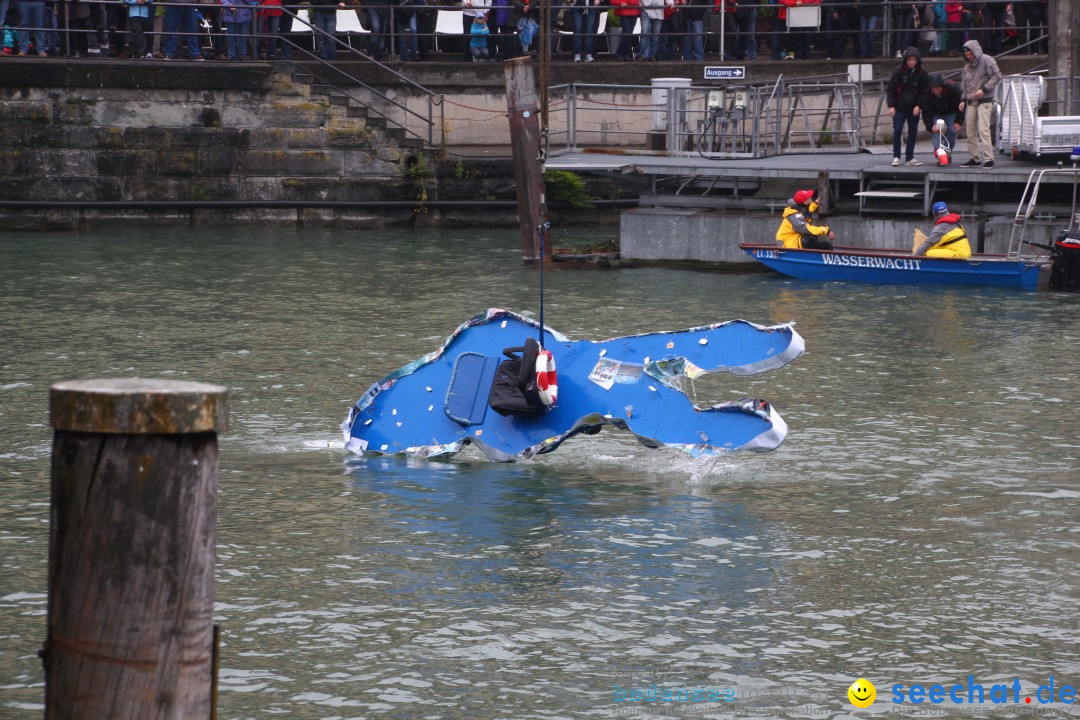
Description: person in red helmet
xmin=776 ymin=189 xmax=835 ymax=250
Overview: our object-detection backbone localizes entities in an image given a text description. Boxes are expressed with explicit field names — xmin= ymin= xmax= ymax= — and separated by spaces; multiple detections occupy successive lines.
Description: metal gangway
xmin=547 ymin=74 xmax=864 ymax=161
xmin=997 ymin=75 xmax=1080 ymax=159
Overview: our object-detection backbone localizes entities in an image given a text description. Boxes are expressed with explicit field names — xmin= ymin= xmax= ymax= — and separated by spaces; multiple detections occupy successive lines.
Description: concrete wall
xmin=380 ymin=82 xmax=918 ymax=149
xmin=345 ymin=54 xmax=1043 ymax=148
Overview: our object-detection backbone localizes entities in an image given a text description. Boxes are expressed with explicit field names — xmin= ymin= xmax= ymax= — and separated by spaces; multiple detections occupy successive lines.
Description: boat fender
xmin=535 ymin=349 xmax=558 ymax=406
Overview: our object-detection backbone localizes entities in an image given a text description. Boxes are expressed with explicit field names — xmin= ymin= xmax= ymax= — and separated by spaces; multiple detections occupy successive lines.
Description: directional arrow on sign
xmin=704 ymin=66 xmax=747 ymax=80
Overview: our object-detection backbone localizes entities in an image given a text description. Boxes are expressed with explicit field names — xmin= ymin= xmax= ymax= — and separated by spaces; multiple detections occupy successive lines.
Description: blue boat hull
xmin=342 ymin=309 xmax=804 ymax=462
xmin=741 ymin=244 xmax=1052 ymax=291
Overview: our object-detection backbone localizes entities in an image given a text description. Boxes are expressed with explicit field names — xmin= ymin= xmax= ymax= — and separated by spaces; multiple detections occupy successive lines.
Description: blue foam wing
xmin=341 ymin=309 xmax=803 ymax=461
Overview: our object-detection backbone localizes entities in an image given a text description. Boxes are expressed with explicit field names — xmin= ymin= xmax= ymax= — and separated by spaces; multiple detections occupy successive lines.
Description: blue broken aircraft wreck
xmin=341 ymin=309 xmax=804 ymax=462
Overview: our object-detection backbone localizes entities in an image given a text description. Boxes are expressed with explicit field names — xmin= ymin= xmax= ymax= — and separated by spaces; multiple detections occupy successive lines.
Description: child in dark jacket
xmin=886 ymin=45 xmax=929 ymax=166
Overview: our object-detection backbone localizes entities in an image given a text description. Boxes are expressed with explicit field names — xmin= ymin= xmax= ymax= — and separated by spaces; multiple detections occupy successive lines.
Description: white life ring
xmin=535 ymin=349 xmax=558 ymax=407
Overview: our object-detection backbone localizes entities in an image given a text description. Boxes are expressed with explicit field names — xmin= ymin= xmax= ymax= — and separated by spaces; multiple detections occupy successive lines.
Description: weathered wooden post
xmin=44 ymin=378 xmax=228 ymax=720
xmin=504 ymin=56 xmax=552 ymax=263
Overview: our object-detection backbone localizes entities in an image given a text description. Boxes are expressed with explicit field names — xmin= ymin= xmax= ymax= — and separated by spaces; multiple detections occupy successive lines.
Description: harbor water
xmin=2 ymin=227 xmax=1079 ymax=719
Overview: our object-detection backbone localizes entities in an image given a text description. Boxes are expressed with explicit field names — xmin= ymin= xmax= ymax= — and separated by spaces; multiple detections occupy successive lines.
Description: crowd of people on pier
xmin=1 ymin=0 xmax=1048 ymax=63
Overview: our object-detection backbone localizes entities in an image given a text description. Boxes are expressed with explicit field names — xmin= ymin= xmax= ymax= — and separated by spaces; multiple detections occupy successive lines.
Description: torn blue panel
xmin=341 ymin=308 xmax=804 ymax=462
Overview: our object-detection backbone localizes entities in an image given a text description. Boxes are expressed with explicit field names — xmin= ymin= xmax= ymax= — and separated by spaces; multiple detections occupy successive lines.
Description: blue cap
xmin=932 ymin=201 xmax=948 ymax=215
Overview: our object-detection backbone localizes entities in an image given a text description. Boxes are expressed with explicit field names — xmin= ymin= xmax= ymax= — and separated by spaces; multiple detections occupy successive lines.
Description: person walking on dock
xmin=886 ymin=46 xmax=929 ymax=166
xmin=957 ymin=39 xmax=1001 ymax=169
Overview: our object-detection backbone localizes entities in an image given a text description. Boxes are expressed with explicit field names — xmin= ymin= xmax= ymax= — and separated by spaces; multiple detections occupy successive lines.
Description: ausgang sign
xmin=703 ymin=66 xmax=746 ymax=80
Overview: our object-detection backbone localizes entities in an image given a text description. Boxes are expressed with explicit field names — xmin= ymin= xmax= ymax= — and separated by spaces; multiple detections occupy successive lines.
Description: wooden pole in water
xmin=504 ymin=56 xmax=551 ymax=262
xmin=44 ymin=378 xmax=228 ymax=720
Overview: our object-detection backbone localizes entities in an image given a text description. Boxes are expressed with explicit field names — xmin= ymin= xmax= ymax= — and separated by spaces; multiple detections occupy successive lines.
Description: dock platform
xmin=547 ymin=143 xmax=1080 ymax=218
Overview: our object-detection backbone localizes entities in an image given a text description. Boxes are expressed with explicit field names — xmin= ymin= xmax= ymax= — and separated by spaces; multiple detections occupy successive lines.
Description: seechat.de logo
xmin=848 ymin=678 xmax=877 ymax=708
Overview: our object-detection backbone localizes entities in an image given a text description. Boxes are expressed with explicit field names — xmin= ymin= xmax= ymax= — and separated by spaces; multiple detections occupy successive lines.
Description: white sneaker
xmin=145 ymin=52 xmax=154 ymax=59
xmin=905 ymin=158 xmax=923 ymax=166
xmin=892 ymin=156 xmax=901 ymax=166
xmin=573 ymin=54 xmax=581 ymax=62
xmin=584 ymin=54 xmax=594 ymax=62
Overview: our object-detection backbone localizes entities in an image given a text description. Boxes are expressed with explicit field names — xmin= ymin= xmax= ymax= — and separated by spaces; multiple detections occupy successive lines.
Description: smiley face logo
xmin=848 ymin=678 xmax=876 ymax=708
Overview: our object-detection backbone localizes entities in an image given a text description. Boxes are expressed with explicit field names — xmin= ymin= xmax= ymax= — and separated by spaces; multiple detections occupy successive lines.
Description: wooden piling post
xmin=45 ymin=378 xmax=228 ymax=720
xmin=504 ymin=57 xmax=552 ymax=263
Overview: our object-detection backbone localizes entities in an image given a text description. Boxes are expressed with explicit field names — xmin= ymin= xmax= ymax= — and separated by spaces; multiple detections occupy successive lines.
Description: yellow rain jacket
xmin=915 ymin=213 xmax=972 ymax=258
xmin=776 ymin=205 xmax=831 ymax=249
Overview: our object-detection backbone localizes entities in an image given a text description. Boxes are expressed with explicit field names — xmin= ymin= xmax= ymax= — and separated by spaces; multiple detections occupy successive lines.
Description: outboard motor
xmin=1050 ymin=229 xmax=1080 ymax=291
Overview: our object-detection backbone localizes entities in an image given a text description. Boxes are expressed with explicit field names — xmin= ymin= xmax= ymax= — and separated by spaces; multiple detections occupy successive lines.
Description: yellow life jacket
xmin=776 ymin=206 xmax=829 ymax=249
xmin=925 ymin=224 xmax=972 ymax=259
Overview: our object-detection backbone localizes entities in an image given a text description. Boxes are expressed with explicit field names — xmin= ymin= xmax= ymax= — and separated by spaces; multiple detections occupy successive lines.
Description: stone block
xmin=55 ymin=96 xmax=100 ymax=126
xmin=247 ymin=128 xmax=325 ymax=149
xmin=36 ymin=150 xmax=92 ymax=177
xmin=243 ymin=150 xmax=343 ymax=177
xmin=192 ymin=208 xmax=299 ymax=226
xmin=44 ymin=210 xmax=84 ymax=232
xmin=238 ymin=177 xmax=286 ymax=201
xmin=166 ymin=127 xmax=250 ymax=149
xmin=127 ymin=178 xmax=188 ymax=202
xmin=157 ymin=150 xmax=199 ymax=177
xmin=3 ymin=177 xmax=125 ymax=202
xmin=223 ymin=102 xmax=328 ymax=129
xmin=96 ymin=150 xmax=157 ymax=177
xmin=186 ymin=178 xmax=240 ymax=202
xmin=1 ymin=125 xmax=49 ymax=147
xmin=2 ymin=210 xmax=46 ymax=231
xmin=325 ymin=126 xmax=374 ymax=148
xmin=0 ymin=101 xmax=51 ymax=124
xmin=340 ymin=179 xmax=412 ymax=202
xmin=277 ymin=178 xmax=344 ymax=201
xmin=0 ymin=150 xmax=30 ymax=176
xmin=199 ymin=149 xmax=240 ymax=176
xmin=123 ymin=127 xmax=171 ymax=149
xmin=343 ymin=150 xmax=399 ymax=178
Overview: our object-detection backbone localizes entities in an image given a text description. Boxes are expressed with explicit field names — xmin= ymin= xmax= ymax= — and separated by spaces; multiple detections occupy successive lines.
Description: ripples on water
xmin=2 ymin=227 xmax=1080 ymax=718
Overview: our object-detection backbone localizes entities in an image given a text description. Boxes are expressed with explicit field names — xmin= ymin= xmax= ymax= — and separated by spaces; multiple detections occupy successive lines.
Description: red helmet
xmin=793 ymin=189 xmax=814 ymax=205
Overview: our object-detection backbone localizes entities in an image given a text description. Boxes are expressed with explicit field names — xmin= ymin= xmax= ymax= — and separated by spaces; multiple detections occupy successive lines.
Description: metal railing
xmin=1008 ymin=166 xmax=1080 ymax=259
xmin=11 ymin=0 xmax=1052 ymax=64
xmin=549 ymin=74 xmax=866 ymax=159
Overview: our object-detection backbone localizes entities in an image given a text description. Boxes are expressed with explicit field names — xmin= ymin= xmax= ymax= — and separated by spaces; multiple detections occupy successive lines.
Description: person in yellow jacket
xmin=776 ymin=189 xmax=835 ymax=250
xmin=914 ymin=201 xmax=972 ymax=258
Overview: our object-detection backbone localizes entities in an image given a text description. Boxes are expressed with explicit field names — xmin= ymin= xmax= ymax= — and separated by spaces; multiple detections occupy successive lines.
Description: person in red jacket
xmin=779 ymin=0 xmax=819 ymax=59
xmin=611 ymin=0 xmax=639 ymax=59
xmin=258 ymin=0 xmax=283 ymax=59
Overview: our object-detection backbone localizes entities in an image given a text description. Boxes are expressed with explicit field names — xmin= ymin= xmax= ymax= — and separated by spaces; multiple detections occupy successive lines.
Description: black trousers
xmin=802 ymin=234 xmax=834 ymax=250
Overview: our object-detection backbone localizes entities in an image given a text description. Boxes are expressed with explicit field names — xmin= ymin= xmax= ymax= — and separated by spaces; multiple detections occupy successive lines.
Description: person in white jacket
xmin=957 ymin=39 xmax=1002 ymax=168
xmin=637 ymin=0 xmax=668 ymax=60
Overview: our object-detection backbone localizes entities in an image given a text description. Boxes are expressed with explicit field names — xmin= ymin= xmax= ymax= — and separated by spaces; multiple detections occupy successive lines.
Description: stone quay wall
xmin=0 ymin=55 xmax=1044 ymax=235
xmin=0 ymin=61 xmax=535 ymax=230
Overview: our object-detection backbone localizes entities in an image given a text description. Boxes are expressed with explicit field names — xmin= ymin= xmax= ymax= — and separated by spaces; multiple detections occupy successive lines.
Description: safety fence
xmin=8 ymin=0 xmax=1050 ymax=64
xmin=548 ymin=74 xmax=872 ymax=158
